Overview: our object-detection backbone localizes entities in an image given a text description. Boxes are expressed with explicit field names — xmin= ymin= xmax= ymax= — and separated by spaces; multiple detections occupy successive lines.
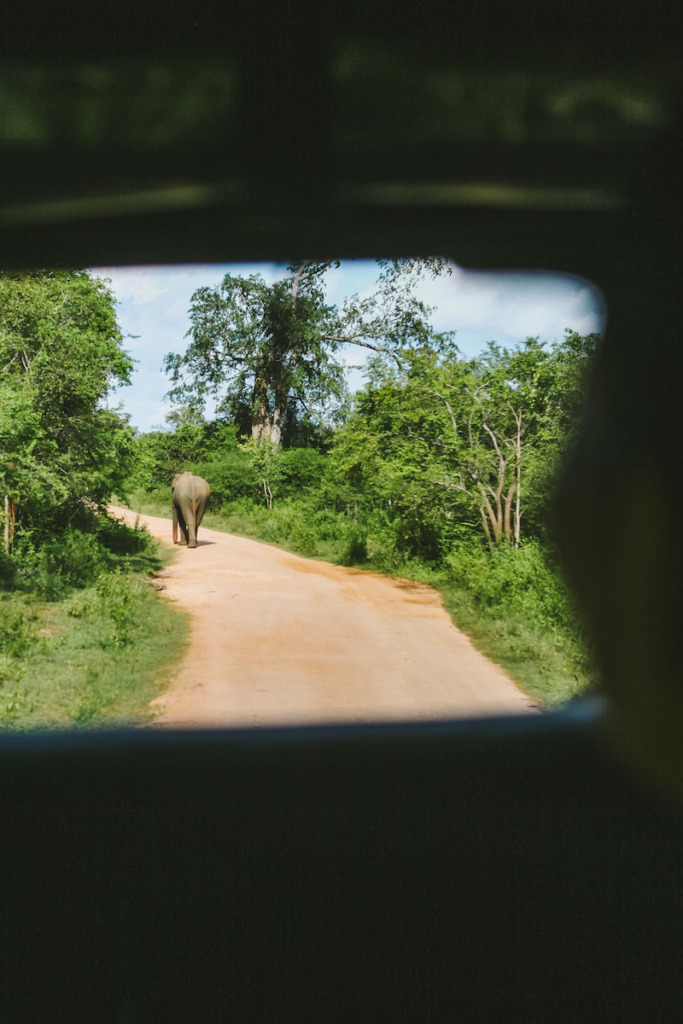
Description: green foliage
xmin=0 ymin=507 xmax=186 ymax=730
xmin=277 ymin=447 xmax=328 ymax=493
xmin=339 ymin=525 xmax=369 ymax=566
xmin=68 ymin=572 xmax=150 ymax=647
xmin=331 ymin=331 xmax=598 ymax=552
xmin=128 ymin=436 xmax=333 ymax=514
xmin=9 ymin=508 xmax=158 ymax=598
xmin=191 ymin=451 xmax=261 ymax=506
xmin=0 ymin=272 xmax=189 ymax=730
xmin=0 ymin=270 xmax=135 ymax=546
xmin=164 ymin=259 xmax=453 ymax=445
xmin=128 ymin=419 xmax=240 ymax=492
xmin=445 ymin=539 xmax=575 ymax=631
xmin=0 ymin=574 xmax=188 ymax=730
xmin=438 ymin=540 xmax=595 ymax=706
xmin=164 ymin=266 xmax=348 ymax=445
xmin=0 ymin=597 xmax=38 ymax=660
xmin=0 ymin=548 xmax=16 ymax=587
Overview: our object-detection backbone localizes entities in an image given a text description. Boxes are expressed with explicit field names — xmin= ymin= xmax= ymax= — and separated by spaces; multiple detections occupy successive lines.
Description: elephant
xmin=171 ymin=472 xmax=211 ymax=548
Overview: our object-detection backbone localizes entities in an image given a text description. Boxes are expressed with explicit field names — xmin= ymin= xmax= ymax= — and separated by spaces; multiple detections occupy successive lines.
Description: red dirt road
xmin=112 ymin=508 xmax=537 ymax=727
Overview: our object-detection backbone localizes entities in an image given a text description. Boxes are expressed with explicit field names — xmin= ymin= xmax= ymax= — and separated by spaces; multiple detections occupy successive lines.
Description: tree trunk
xmin=252 ymin=363 xmax=289 ymax=446
xmin=514 ymin=423 xmax=522 ymax=547
xmin=479 ymin=485 xmax=504 ymax=543
xmin=3 ymin=496 xmax=16 ymax=555
xmin=480 ymin=506 xmax=493 ymax=547
xmin=270 ymin=391 xmax=287 ymax=447
xmin=503 ymin=479 xmax=516 ymax=542
xmin=252 ymin=371 xmax=271 ymax=442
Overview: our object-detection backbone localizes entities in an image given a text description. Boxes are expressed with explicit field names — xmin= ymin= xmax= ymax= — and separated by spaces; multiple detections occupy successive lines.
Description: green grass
xmin=436 ymin=581 xmax=595 ymax=708
xmin=120 ymin=489 xmax=596 ymax=709
xmin=0 ymin=521 xmax=189 ymax=731
xmin=0 ymin=580 xmax=189 ymax=731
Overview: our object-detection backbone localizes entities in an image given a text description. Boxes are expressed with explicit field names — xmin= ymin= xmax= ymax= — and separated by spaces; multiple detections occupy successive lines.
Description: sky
xmin=91 ymin=261 xmax=606 ymax=433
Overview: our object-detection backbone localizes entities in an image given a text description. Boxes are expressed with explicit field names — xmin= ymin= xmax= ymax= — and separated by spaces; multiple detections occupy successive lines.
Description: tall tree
xmin=0 ymin=270 xmax=134 ymax=543
xmin=164 ymin=265 xmax=342 ymax=447
xmin=331 ymin=347 xmax=473 ymax=560
xmin=164 ymin=259 xmax=452 ymax=446
xmin=332 ymin=331 xmax=599 ymax=552
xmin=422 ymin=338 xmax=556 ymax=546
xmin=416 ymin=335 xmax=598 ymax=546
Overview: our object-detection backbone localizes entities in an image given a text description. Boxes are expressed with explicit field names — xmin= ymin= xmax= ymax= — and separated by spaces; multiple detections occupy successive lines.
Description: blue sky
xmin=91 ymin=261 xmax=606 ymax=433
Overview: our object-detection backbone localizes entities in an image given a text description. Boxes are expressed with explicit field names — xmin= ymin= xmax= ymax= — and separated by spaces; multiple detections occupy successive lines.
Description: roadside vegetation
xmin=0 ymin=526 xmax=188 ymax=730
xmin=0 ymin=270 xmax=187 ymax=730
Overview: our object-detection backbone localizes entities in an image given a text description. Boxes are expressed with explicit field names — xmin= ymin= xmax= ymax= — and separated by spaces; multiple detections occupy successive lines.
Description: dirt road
xmin=112 ymin=508 xmax=537 ymax=727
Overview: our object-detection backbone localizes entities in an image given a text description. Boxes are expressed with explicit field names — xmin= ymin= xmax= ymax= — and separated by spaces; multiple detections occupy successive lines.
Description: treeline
xmin=129 ymin=329 xmax=597 ymax=563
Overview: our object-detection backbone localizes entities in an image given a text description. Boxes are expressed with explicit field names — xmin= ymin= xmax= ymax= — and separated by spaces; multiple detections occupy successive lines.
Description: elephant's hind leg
xmin=176 ymin=507 xmax=189 ymax=545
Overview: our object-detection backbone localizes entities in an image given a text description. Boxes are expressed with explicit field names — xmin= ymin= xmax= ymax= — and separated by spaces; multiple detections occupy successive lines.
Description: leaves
xmin=0 ymin=270 xmax=134 ymax=541
xmin=332 ymin=331 xmax=599 ymax=548
xmin=164 ymin=260 xmax=455 ymax=445
xmin=164 ymin=268 xmax=347 ymax=445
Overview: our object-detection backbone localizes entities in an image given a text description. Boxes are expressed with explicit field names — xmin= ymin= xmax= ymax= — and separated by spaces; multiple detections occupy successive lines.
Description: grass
xmin=121 ymin=489 xmax=597 ymax=709
xmin=0 ymin=528 xmax=189 ymax=731
xmin=436 ymin=581 xmax=594 ymax=708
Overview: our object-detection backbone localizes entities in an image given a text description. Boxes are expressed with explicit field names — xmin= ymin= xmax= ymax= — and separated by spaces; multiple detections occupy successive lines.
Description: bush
xmin=0 ymin=549 xmax=16 ymax=589
xmin=7 ymin=510 xmax=160 ymax=599
xmin=277 ymin=448 xmax=328 ymax=496
xmin=95 ymin=572 xmax=147 ymax=646
xmin=340 ymin=525 xmax=368 ymax=565
xmin=12 ymin=531 xmax=101 ymax=597
xmin=0 ymin=597 xmax=37 ymax=658
xmin=190 ymin=452 xmax=261 ymax=507
xmin=445 ymin=539 xmax=582 ymax=637
xmin=95 ymin=512 xmax=151 ymax=556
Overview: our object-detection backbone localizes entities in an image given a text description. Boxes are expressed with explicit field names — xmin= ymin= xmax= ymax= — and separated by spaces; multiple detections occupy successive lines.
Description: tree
xmin=163 ymin=259 xmax=453 ymax=447
xmin=331 ymin=348 xmax=473 ymax=561
xmin=0 ymin=270 xmax=134 ymax=545
xmin=426 ymin=338 xmax=555 ymax=546
xmin=332 ymin=331 xmax=599 ymax=553
xmin=521 ymin=329 xmax=600 ymax=540
xmin=417 ymin=335 xmax=599 ymax=546
xmin=164 ymin=266 xmax=343 ymax=447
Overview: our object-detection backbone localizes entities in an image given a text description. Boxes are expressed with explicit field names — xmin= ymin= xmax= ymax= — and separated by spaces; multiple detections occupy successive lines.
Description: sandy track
xmin=111 ymin=507 xmax=537 ymax=727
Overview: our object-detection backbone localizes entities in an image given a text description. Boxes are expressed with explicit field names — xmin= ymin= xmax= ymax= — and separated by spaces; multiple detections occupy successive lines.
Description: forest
xmin=0 ymin=262 xmax=599 ymax=728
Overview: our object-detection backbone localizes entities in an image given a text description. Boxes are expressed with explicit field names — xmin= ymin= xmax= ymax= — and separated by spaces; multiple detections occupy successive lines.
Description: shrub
xmin=0 ymin=549 xmax=16 ymax=589
xmin=191 ymin=452 xmax=261 ymax=507
xmin=95 ymin=572 xmax=147 ymax=646
xmin=277 ymin=448 xmax=328 ymax=495
xmin=445 ymin=539 xmax=580 ymax=636
xmin=0 ymin=598 xmax=37 ymax=658
xmin=96 ymin=512 xmax=151 ymax=556
xmin=340 ymin=525 xmax=368 ymax=565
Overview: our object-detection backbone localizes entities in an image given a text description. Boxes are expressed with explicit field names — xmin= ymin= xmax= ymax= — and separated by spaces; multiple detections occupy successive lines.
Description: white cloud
xmin=94 ymin=267 xmax=171 ymax=306
xmin=419 ymin=266 xmax=605 ymax=353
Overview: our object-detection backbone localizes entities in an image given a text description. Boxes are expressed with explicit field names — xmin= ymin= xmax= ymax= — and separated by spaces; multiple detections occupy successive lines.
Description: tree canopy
xmin=163 ymin=259 xmax=453 ymax=446
xmin=331 ymin=330 xmax=599 ymax=549
xmin=0 ymin=270 xmax=134 ymax=544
